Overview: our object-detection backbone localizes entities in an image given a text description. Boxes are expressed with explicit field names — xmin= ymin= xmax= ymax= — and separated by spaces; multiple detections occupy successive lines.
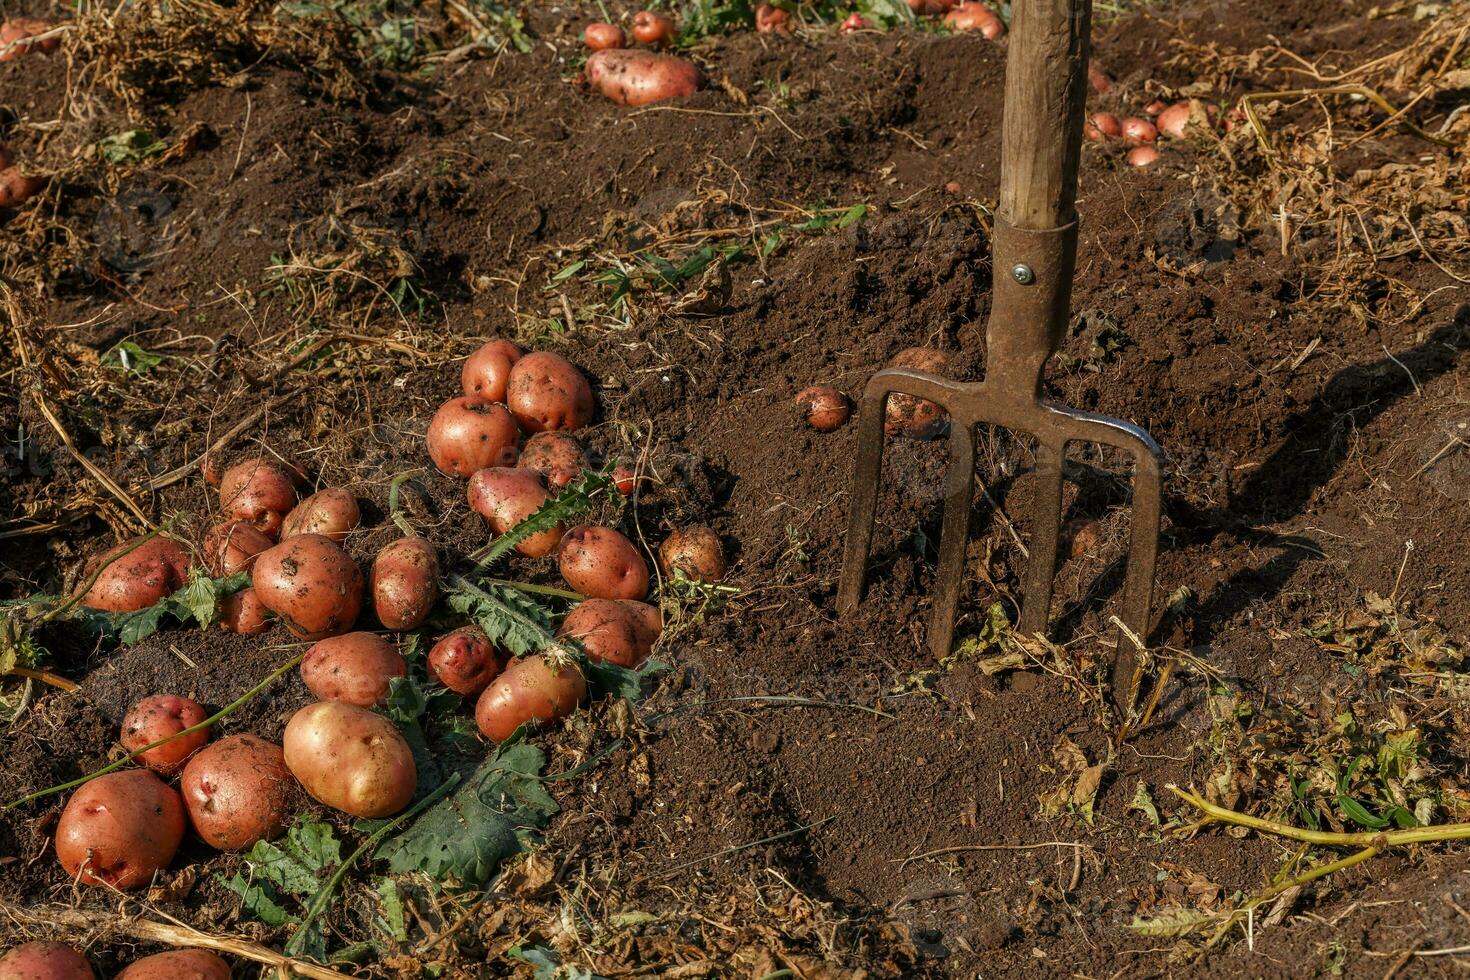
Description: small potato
xmin=202 ymin=520 xmax=274 ymax=576
xmin=0 ymin=943 xmax=94 ymax=980
xmin=426 ymin=396 xmax=520 ymax=478
xmin=585 ymin=21 xmax=626 ymax=50
xmin=180 ymin=734 xmax=295 ymax=850
xmin=795 ymin=386 xmax=849 ymax=432
xmin=370 ymin=536 xmax=440 ymax=631
xmin=475 ymin=655 xmax=586 ymax=742
xmin=300 ymin=632 xmax=407 ymax=707
xmin=467 ymin=467 xmax=564 ymax=557
xmin=461 ymin=339 xmax=524 ymax=402
xmin=115 ymin=951 xmax=230 ymax=980
xmin=839 ymin=12 xmax=869 ymax=31
xmin=584 ymin=49 xmax=703 ymax=108
xmin=630 ymin=9 xmax=675 ymax=45
xmin=251 ymin=534 xmax=364 ymax=640
xmin=1084 ymin=111 xmax=1122 ymax=142
xmin=884 ymin=347 xmax=950 ymax=440
xmin=612 ymin=463 xmax=644 ymax=495
xmin=120 ymin=694 xmax=210 ymax=774
xmin=505 ymin=352 xmax=595 ymax=433
xmin=944 ymin=2 xmax=1003 ymax=36
xmin=281 ymin=488 xmax=360 ymax=542
xmin=55 ymin=770 xmax=185 ymax=890
xmin=283 ymin=702 xmax=416 ymax=818
xmin=220 ymin=457 xmax=300 ymax=538
xmin=754 ymin=3 xmax=790 ymax=32
xmin=1126 ymin=146 xmax=1160 ymax=167
xmin=517 ymin=431 xmax=589 ymax=489
xmin=0 ymin=167 xmax=43 ymax=209
xmin=558 ymin=526 xmax=649 ymax=600
xmin=428 ymin=625 xmax=502 ymax=695
xmin=658 ymin=525 xmax=727 ymax=582
xmin=908 ymin=0 xmax=957 ymax=13
xmin=559 ymin=598 xmax=661 ymax=668
xmin=1121 ymin=117 xmax=1158 ymax=145
xmin=0 ymin=18 xmax=59 ymax=61
xmin=75 ymin=536 xmax=189 ymax=613
xmin=218 ymin=587 xmax=270 ymax=635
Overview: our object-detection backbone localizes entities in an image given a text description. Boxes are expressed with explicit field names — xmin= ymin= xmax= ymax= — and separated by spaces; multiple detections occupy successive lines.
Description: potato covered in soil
xmin=75 ymin=536 xmax=189 ymax=613
xmin=467 ymin=467 xmax=564 ymax=557
xmin=505 ymin=351 xmax=595 ymax=433
xmin=517 ymin=431 xmax=590 ymax=489
xmin=202 ymin=520 xmax=274 ymax=577
xmin=558 ymin=526 xmax=649 ymax=600
xmin=944 ymin=2 xmax=1004 ymax=36
xmin=461 ymin=339 xmax=524 ymax=402
xmin=428 ymin=625 xmax=502 ymax=696
xmin=281 ymin=488 xmax=360 ymax=542
xmin=283 ymin=702 xmax=416 ymax=818
xmin=0 ymin=943 xmax=94 ymax=980
xmin=754 ymin=2 xmax=790 ymax=32
xmin=218 ymin=587 xmax=270 ymax=635
xmin=883 ymin=347 xmax=951 ymax=440
xmin=251 ymin=533 xmax=364 ymax=640
xmin=559 ymin=598 xmax=662 ymax=668
xmin=795 ymin=386 xmax=849 ymax=432
xmin=180 ymin=734 xmax=295 ymax=850
xmin=657 ymin=525 xmax=727 ymax=582
xmin=370 ymin=536 xmax=440 ymax=631
xmin=475 ymin=655 xmax=587 ymax=743
xmin=0 ymin=164 xmax=43 ymax=209
xmin=1084 ymin=111 xmax=1122 ymax=141
xmin=114 ymin=951 xmax=230 ymax=980
xmin=120 ymin=694 xmax=210 ymax=774
xmin=426 ymin=396 xmax=520 ymax=478
xmin=630 ymin=9 xmax=675 ymax=45
xmin=219 ymin=457 xmax=300 ymax=538
xmin=300 ymin=631 xmax=407 ymax=707
xmin=0 ymin=18 xmax=59 ymax=61
xmin=584 ymin=22 xmax=625 ymax=50
xmin=55 ymin=770 xmax=185 ymax=890
xmin=584 ymin=49 xmax=703 ymax=108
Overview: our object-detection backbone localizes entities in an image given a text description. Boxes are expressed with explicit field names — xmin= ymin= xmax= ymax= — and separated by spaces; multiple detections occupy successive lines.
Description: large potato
xmin=120 ymin=694 xmax=210 ymax=774
xmin=505 ymin=352 xmax=595 ymax=433
xmin=461 ymin=339 xmax=523 ymax=402
xmin=281 ymin=488 xmax=360 ymax=542
xmin=559 ymin=599 xmax=662 ymax=668
xmin=474 ymin=655 xmax=587 ymax=743
xmin=558 ymin=526 xmax=649 ymax=600
xmin=114 ymin=951 xmax=230 ymax=980
xmin=300 ymin=632 xmax=406 ymax=707
xmin=251 ymin=534 xmax=363 ymax=640
xmin=370 ymin=536 xmax=439 ymax=631
xmin=218 ymin=586 xmax=270 ymax=635
xmin=585 ymin=50 xmax=702 ymax=107
xmin=75 ymin=536 xmax=189 ymax=613
xmin=884 ymin=347 xmax=950 ymax=440
xmin=466 ymin=467 xmax=563 ymax=557
xmin=220 ymin=457 xmax=300 ymax=538
xmin=55 ymin=770 xmax=185 ymax=890
xmin=0 ymin=943 xmax=94 ymax=980
xmin=180 ymin=734 xmax=295 ymax=850
xmin=283 ymin=702 xmax=416 ymax=818
xmin=657 ymin=525 xmax=727 ymax=582
xmin=425 ymin=396 xmax=520 ymax=478
xmin=517 ymin=431 xmax=589 ymax=489
xmin=427 ymin=625 xmax=502 ymax=696
xmin=202 ymin=520 xmax=274 ymax=576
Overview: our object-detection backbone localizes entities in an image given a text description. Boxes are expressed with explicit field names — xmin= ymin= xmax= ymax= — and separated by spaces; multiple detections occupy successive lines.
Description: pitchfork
xmin=838 ymin=0 xmax=1164 ymax=714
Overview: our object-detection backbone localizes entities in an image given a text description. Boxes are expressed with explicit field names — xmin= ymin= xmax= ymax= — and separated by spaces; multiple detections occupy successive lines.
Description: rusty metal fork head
xmin=838 ymin=219 xmax=1163 ymax=712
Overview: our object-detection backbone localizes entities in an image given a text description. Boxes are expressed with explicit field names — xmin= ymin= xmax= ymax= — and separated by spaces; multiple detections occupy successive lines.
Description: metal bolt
xmin=1011 ymin=263 xmax=1035 ymax=285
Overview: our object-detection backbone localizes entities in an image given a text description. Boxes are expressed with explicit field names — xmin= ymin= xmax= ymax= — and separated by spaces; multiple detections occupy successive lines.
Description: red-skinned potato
xmin=55 ymin=770 xmax=185 ymax=890
xmin=585 ymin=49 xmax=703 ymax=108
xmin=1087 ymin=62 xmax=1113 ymax=94
xmin=908 ymin=0 xmax=956 ymax=13
xmin=181 ymin=734 xmax=295 ymax=850
xmin=428 ymin=625 xmax=503 ymax=696
xmin=426 ymin=396 xmax=520 ymax=478
xmin=467 ymin=467 xmax=564 ymax=557
xmin=755 ymin=3 xmax=790 ymax=32
xmin=505 ymin=351 xmax=595 ymax=433
xmin=1121 ymin=117 xmax=1158 ymax=144
xmin=944 ymin=2 xmax=1003 ymax=36
xmin=115 ymin=951 xmax=230 ymax=980
xmin=281 ymin=488 xmax=360 ymax=542
xmin=75 ymin=536 xmax=189 ymax=613
xmin=839 ymin=12 xmax=869 ymax=31
xmin=0 ymin=166 xmax=43 ymax=209
xmin=612 ymin=463 xmax=644 ymax=495
xmin=283 ymin=702 xmax=416 ymax=818
xmin=300 ymin=632 xmax=407 ymax=707
xmin=0 ymin=18 xmax=59 ymax=61
xmin=559 ymin=598 xmax=661 ymax=668
xmin=218 ymin=587 xmax=270 ymax=635
xmin=558 ymin=526 xmax=649 ymax=600
xmin=630 ymin=9 xmax=675 ymax=45
xmin=1156 ymin=99 xmax=1217 ymax=138
xmin=517 ymin=431 xmax=589 ymax=489
xmin=120 ymin=695 xmax=209 ymax=774
xmin=1144 ymin=99 xmax=1167 ymax=116
xmin=203 ymin=520 xmax=273 ymax=576
xmin=657 ymin=525 xmax=727 ymax=582
xmin=220 ymin=457 xmax=300 ymax=538
xmin=884 ymin=347 xmax=951 ymax=439
xmin=251 ymin=534 xmax=363 ymax=640
xmin=0 ymin=944 xmax=94 ymax=980
xmin=1126 ymin=145 xmax=1160 ymax=167
xmin=370 ymin=536 xmax=440 ymax=631
xmin=475 ymin=655 xmax=587 ymax=742
xmin=1084 ymin=111 xmax=1122 ymax=142
xmin=461 ymin=339 xmax=524 ymax=402
xmin=795 ymin=386 xmax=849 ymax=431
xmin=584 ymin=22 xmax=625 ymax=51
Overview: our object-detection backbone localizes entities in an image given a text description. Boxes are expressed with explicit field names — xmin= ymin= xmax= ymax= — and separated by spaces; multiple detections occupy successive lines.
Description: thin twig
xmin=898 ymin=841 xmax=1091 ymax=871
xmin=652 ymin=817 xmax=834 ymax=878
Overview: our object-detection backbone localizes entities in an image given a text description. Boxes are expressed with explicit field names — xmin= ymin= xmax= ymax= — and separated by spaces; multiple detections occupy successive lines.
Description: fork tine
xmin=928 ymin=419 xmax=976 ymax=658
xmin=837 ymin=387 xmax=891 ymax=615
xmin=1018 ymin=440 xmax=1065 ymax=638
xmin=1111 ymin=441 xmax=1163 ymax=715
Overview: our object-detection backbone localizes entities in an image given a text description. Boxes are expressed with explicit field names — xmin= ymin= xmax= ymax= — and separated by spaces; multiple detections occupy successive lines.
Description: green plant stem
xmin=481 ymin=578 xmax=585 ymax=602
xmin=4 ymin=653 xmax=305 ymax=810
xmin=40 ymin=531 xmax=161 ymax=625
xmin=387 ymin=470 xmax=424 ymax=538
xmin=1205 ymin=845 xmax=1379 ymax=948
xmin=1167 ymin=785 xmax=1470 ymax=846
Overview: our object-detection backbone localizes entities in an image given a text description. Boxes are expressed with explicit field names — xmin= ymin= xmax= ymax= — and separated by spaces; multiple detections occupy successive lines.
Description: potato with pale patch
xmin=300 ymin=631 xmax=407 ymax=707
xmin=114 ymin=951 xmax=231 ymax=980
xmin=0 ymin=943 xmax=94 ymax=980
xmin=584 ymin=49 xmax=703 ymax=108
xmin=426 ymin=396 xmax=521 ymax=478
xmin=461 ymin=339 xmax=523 ymax=402
xmin=558 ymin=526 xmax=649 ymax=600
xmin=75 ymin=536 xmax=189 ymax=613
xmin=54 ymin=770 xmax=185 ymax=890
xmin=181 ymin=734 xmax=296 ymax=850
xmin=284 ymin=702 xmax=416 ymax=818
xmin=281 ymin=488 xmax=360 ymax=542
xmin=505 ymin=352 xmax=595 ymax=433
xmin=559 ymin=598 xmax=662 ymax=668
xmin=467 ymin=467 xmax=564 ymax=557
xmin=250 ymin=534 xmax=363 ymax=640
xmin=517 ymin=431 xmax=590 ymax=489
xmin=658 ymin=525 xmax=727 ymax=582
xmin=120 ymin=694 xmax=210 ymax=774
xmin=370 ymin=536 xmax=440 ymax=631
xmin=203 ymin=520 xmax=274 ymax=576
xmin=220 ymin=457 xmax=300 ymax=539
xmin=475 ymin=655 xmax=587 ymax=742
xmin=884 ymin=347 xmax=951 ymax=440
xmin=218 ymin=587 xmax=270 ymax=635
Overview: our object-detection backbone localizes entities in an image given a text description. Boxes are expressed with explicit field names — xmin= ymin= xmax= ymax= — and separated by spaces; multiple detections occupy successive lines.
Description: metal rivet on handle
xmin=1011 ymin=263 xmax=1035 ymax=285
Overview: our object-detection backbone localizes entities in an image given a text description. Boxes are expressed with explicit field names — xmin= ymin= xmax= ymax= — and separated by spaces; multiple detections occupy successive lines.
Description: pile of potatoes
xmin=579 ymin=8 xmax=701 ymax=107
xmin=1084 ymin=84 xmax=1228 ymax=168
xmin=0 ymin=943 xmax=231 ymax=980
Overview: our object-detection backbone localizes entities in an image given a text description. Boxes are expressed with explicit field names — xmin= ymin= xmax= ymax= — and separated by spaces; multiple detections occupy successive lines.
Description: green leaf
xmin=581 ymin=656 xmax=665 ymax=702
xmin=1127 ymin=781 xmax=1161 ymax=825
xmin=375 ymin=879 xmax=408 ymax=942
xmin=100 ymin=341 xmax=165 ymax=376
xmin=220 ymin=874 xmax=300 ymax=927
xmin=550 ymin=259 xmax=587 ymax=282
xmin=287 ymin=818 xmax=343 ymax=872
xmin=1336 ymin=793 xmax=1390 ymax=830
xmin=99 ymin=130 xmax=167 ymax=164
xmin=477 ymin=466 xmax=614 ymax=567
xmin=1127 ymin=908 xmax=1217 ymax=937
xmin=446 ymin=582 xmax=562 ymax=658
xmin=248 ymin=841 xmax=322 ymax=897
